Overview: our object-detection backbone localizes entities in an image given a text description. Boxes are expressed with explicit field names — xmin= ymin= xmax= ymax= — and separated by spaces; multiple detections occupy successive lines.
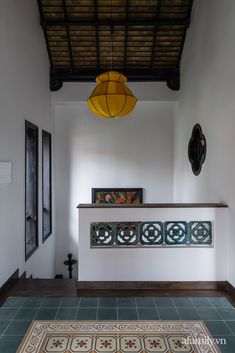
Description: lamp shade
xmin=87 ymin=71 xmax=137 ymax=119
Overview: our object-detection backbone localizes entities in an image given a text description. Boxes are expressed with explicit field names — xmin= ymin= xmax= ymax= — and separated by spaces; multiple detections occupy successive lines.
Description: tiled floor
xmin=1 ymin=296 xmax=235 ymax=352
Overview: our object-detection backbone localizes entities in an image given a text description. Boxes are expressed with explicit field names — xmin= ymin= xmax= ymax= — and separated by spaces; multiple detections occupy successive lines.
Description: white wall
xmin=0 ymin=0 xmax=55 ymax=286
xmin=174 ymin=0 xmax=235 ymax=285
xmin=54 ymin=101 xmax=175 ymax=277
xmin=78 ymin=207 xmax=227 ymax=281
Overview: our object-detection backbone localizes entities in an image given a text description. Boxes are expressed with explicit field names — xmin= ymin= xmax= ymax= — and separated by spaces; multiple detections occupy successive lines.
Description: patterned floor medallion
xmin=16 ymin=321 xmax=221 ymax=353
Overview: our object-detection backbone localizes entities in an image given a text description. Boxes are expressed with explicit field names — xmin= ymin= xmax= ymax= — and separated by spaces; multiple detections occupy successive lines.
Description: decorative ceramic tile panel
xmin=139 ymin=222 xmax=163 ymax=245
xmin=164 ymin=222 xmax=188 ymax=245
xmin=116 ymin=222 xmax=138 ymax=245
xmin=90 ymin=221 xmax=213 ymax=248
xmin=90 ymin=223 xmax=115 ymax=246
xmin=189 ymin=221 xmax=212 ymax=245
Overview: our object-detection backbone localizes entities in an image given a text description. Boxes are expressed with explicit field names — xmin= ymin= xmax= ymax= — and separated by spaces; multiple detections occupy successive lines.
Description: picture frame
xmin=92 ymin=188 xmax=143 ymax=204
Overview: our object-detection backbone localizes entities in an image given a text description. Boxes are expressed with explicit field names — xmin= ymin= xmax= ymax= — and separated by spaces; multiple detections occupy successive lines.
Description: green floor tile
xmin=136 ymin=297 xmax=155 ymax=307
xmin=60 ymin=298 xmax=80 ymax=308
xmin=138 ymin=308 xmax=159 ymax=320
xmin=213 ymin=335 xmax=235 ymax=353
xmin=0 ymin=321 xmax=10 ymax=334
xmin=35 ymin=308 xmax=57 ymax=320
xmin=205 ymin=321 xmax=233 ymax=336
xmin=217 ymin=309 xmax=235 ymax=320
xmin=210 ymin=297 xmax=234 ymax=309
xmin=226 ymin=321 xmax=235 ymax=335
xmin=154 ymin=297 xmax=175 ymax=307
xmin=173 ymin=297 xmax=194 ymax=307
xmin=177 ymin=308 xmax=200 ymax=320
xmin=22 ymin=298 xmax=44 ymax=307
xmin=118 ymin=308 xmax=138 ymax=320
xmin=2 ymin=297 xmax=26 ymax=308
xmin=0 ymin=335 xmax=24 ymax=353
xmin=41 ymin=298 xmax=61 ymax=307
xmin=0 ymin=308 xmax=19 ymax=320
xmin=97 ymin=308 xmax=117 ymax=320
xmin=190 ymin=297 xmax=213 ymax=307
xmin=99 ymin=298 xmax=117 ymax=308
xmin=4 ymin=321 xmax=31 ymax=335
xmin=76 ymin=308 xmax=97 ymax=320
xmin=118 ymin=297 xmax=136 ymax=307
xmin=14 ymin=308 xmax=37 ymax=320
xmin=55 ymin=308 xmax=77 ymax=320
xmin=197 ymin=307 xmax=222 ymax=320
xmin=79 ymin=297 xmax=98 ymax=307
xmin=158 ymin=307 xmax=180 ymax=320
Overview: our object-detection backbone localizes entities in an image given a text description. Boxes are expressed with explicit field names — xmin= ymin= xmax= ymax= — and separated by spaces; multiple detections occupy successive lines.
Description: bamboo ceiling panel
xmin=37 ymin=0 xmax=193 ymax=91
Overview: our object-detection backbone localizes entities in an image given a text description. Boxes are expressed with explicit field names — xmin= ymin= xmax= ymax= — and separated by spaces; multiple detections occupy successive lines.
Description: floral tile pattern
xmin=17 ymin=321 xmax=221 ymax=353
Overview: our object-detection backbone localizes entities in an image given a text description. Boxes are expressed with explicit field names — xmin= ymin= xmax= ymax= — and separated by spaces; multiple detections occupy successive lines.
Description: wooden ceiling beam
xmin=41 ymin=18 xmax=190 ymax=28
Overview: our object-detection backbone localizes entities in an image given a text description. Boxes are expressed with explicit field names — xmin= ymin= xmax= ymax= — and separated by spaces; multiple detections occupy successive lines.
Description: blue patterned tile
xmin=189 ymin=221 xmax=212 ymax=245
xmin=164 ymin=222 xmax=188 ymax=245
xmin=139 ymin=222 xmax=163 ymax=245
xmin=116 ymin=223 xmax=138 ymax=245
xmin=91 ymin=223 xmax=115 ymax=246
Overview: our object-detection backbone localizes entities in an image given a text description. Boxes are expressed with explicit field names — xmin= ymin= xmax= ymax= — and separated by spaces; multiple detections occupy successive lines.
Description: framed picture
xmin=92 ymin=188 xmax=143 ymax=204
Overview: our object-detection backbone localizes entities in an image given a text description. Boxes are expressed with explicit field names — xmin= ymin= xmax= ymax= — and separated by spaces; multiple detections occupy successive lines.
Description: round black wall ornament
xmin=188 ymin=123 xmax=207 ymax=176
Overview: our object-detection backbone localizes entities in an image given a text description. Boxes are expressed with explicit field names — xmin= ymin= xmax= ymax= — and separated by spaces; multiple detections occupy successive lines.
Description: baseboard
xmin=77 ymin=281 xmax=227 ymax=295
xmin=20 ymin=271 xmax=27 ymax=279
xmin=0 ymin=269 xmax=19 ymax=296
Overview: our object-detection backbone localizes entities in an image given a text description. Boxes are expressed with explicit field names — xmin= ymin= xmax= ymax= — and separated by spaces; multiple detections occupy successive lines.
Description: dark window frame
xmin=42 ymin=130 xmax=52 ymax=242
xmin=25 ymin=121 xmax=39 ymax=261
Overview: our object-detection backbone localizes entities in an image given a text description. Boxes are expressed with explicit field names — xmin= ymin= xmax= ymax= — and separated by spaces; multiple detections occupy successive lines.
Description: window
xmin=42 ymin=130 xmax=52 ymax=242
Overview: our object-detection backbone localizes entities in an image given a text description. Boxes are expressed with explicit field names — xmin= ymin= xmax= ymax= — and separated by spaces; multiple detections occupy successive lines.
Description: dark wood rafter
xmin=37 ymin=0 xmax=52 ymax=66
xmin=37 ymin=0 xmax=193 ymax=91
xmin=150 ymin=0 xmax=161 ymax=69
xmin=94 ymin=0 xmax=100 ymax=70
xmin=176 ymin=0 xmax=194 ymax=67
xmin=124 ymin=0 xmax=129 ymax=70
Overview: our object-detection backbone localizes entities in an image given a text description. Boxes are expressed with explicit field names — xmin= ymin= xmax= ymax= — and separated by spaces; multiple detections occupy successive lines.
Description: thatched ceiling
xmin=37 ymin=0 xmax=193 ymax=91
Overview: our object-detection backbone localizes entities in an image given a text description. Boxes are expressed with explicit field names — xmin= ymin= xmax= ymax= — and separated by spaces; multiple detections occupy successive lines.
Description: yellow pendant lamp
xmin=87 ymin=71 xmax=137 ymax=119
